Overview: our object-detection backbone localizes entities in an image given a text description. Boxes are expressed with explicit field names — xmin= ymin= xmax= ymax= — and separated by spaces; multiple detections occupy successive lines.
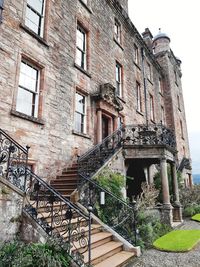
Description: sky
xmin=128 ymin=0 xmax=200 ymax=174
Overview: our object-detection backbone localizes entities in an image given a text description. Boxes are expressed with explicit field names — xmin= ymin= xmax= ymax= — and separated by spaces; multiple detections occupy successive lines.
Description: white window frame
xmin=16 ymin=60 xmax=40 ymax=118
xmin=147 ymin=62 xmax=152 ymax=81
xmin=114 ymin=19 xmax=121 ymax=44
xmin=150 ymin=94 xmax=155 ymax=121
xmin=76 ymin=25 xmax=87 ymax=70
xmin=25 ymin=0 xmax=46 ymax=37
xmin=75 ymin=92 xmax=86 ymax=134
xmin=116 ymin=62 xmax=122 ymax=97
xmin=136 ymin=82 xmax=142 ymax=112
xmin=134 ymin=44 xmax=139 ymax=65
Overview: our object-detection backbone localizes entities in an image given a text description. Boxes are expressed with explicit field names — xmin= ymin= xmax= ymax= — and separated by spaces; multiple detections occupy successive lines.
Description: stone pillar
xmin=171 ymin=162 xmax=180 ymax=204
xmin=160 ymin=158 xmax=170 ymax=205
xmin=114 ymin=117 xmax=118 ymax=131
xmin=171 ymin=162 xmax=182 ymax=222
xmin=97 ymin=109 xmax=102 ymax=143
xmin=160 ymin=158 xmax=173 ymax=225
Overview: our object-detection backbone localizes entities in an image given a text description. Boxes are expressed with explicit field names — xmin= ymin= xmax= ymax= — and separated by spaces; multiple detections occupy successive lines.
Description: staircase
xmin=35 ymin=199 xmax=134 ymax=267
xmin=50 ymin=164 xmax=79 ymax=199
xmin=0 ymin=127 xmax=137 ymax=267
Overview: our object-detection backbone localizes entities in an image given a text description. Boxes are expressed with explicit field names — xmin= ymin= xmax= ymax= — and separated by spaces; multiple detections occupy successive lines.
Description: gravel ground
xmin=127 ymin=219 xmax=200 ymax=267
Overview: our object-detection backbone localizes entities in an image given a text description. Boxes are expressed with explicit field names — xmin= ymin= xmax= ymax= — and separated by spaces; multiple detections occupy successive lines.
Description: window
xmin=76 ymin=25 xmax=87 ymax=70
xmin=150 ymin=94 xmax=155 ymax=121
xmin=25 ymin=0 xmax=46 ymax=37
xmin=134 ymin=44 xmax=139 ymax=65
xmin=114 ymin=19 xmax=121 ymax=44
xmin=115 ymin=62 xmax=122 ymax=97
xmin=174 ymin=70 xmax=177 ymax=84
xmin=16 ymin=61 xmax=40 ymax=118
xmin=177 ymin=95 xmax=181 ymax=110
xmin=136 ymin=82 xmax=142 ymax=112
xmin=75 ymin=92 xmax=86 ymax=133
xmin=0 ymin=0 xmax=4 ymax=22
xmin=161 ymin=106 xmax=165 ymax=124
xmin=180 ymin=120 xmax=184 ymax=138
xmin=117 ymin=116 xmax=123 ymax=128
xmin=158 ymin=78 xmax=163 ymax=94
xmin=147 ymin=62 xmax=152 ymax=81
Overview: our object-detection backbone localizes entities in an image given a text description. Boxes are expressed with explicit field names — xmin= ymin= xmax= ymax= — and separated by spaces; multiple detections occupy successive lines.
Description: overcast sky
xmin=128 ymin=0 xmax=200 ymax=174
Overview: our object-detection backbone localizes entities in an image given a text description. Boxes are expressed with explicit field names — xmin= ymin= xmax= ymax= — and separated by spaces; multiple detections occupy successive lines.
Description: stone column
xmin=97 ymin=109 xmax=102 ymax=143
xmin=171 ymin=162 xmax=183 ymax=222
xmin=160 ymin=158 xmax=173 ymax=225
xmin=171 ymin=162 xmax=180 ymax=204
xmin=114 ymin=117 xmax=118 ymax=131
xmin=160 ymin=158 xmax=170 ymax=205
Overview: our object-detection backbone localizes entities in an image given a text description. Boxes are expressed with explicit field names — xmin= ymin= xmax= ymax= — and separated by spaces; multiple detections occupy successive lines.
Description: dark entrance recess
xmin=102 ymin=115 xmax=109 ymax=139
xmin=126 ymin=160 xmax=146 ymax=202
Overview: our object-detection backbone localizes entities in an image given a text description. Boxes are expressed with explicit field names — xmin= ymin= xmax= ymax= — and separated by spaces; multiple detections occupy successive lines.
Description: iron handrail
xmin=0 ymin=128 xmax=28 ymax=154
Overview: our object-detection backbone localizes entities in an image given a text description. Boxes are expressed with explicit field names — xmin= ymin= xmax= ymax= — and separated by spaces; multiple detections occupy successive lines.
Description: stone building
xmin=0 ymin=0 xmax=193 ymax=265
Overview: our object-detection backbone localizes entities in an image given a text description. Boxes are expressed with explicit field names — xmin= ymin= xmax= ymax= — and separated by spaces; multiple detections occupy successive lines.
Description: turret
xmin=153 ymin=29 xmax=171 ymax=54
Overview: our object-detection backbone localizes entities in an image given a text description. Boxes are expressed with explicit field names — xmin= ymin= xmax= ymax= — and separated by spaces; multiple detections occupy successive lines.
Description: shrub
xmin=0 ymin=239 xmax=71 ymax=267
xmin=136 ymin=210 xmax=172 ymax=249
xmin=180 ymin=185 xmax=200 ymax=217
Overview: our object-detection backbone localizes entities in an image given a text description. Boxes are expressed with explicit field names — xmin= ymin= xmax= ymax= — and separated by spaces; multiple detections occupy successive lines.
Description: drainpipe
xmin=141 ymin=48 xmax=148 ymax=126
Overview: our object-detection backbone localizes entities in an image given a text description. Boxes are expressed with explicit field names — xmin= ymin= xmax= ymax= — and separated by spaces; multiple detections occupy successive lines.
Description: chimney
xmin=117 ymin=0 xmax=128 ymax=13
xmin=142 ymin=28 xmax=153 ymax=51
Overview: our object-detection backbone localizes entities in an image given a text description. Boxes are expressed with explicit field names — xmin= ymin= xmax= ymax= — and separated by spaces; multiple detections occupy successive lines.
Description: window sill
xmin=136 ymin=110 xmax=144 ymax=116
xmin=78 ymin=0 xmax=93 ymax=13
xmin=20 ymin=23 xmax=49 ymax=48
xmin=11 ymin=110 xmax=45 ymax=125
xmin=113 ymin=38 xmax=124 ymax=51
xmin=74 ymin=63 xmax=92 ymax=78
xmin=134 ymin=62 xmax=141 ymax=71
xmin=175 ymin=81 xmax=179 ymax=87
xmin=178 ymin=107 xmax=182 ymax=112
xmin=72 ymin=130 xmax=91 ymax=139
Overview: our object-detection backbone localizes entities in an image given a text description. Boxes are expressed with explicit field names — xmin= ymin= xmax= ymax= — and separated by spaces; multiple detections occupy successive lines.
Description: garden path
xmin=128 ymin=219 xmax=200 ymax=267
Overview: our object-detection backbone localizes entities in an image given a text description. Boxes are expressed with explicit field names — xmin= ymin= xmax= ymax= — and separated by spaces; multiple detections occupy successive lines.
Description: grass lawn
xmin=192 ymin=214 xmax=200 ymax=222
xmin=153 ymin=230 xmax=200 ymax=252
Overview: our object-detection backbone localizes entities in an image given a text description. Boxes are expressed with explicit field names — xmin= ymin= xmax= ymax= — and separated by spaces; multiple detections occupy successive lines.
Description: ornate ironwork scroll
xmin=78 ymin=176 xmax=137 ymax=246
xmin=0 ymin=128 xmax=29 ymax=191
xmin=78 ymin=128 xmax=123 ymax=179
xmin=123 ymin=124 xmax=176 ymax=150
xmin=0 ymin=128 xmax=91 ymax=267
xmin=24 ymin=170 xmax=91 ymax=267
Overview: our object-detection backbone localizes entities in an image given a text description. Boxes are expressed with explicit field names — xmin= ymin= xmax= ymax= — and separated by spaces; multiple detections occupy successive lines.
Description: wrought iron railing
xmin=123 ymin=124 xmax=176 ymax=150
xmin=0 ymin=128 xmax=29 ymax=191
xmin=78 ymin=128 xmax=123 ymax=179
xmin=78 ymin=174 xmax=137 ymax=246
xmin=24 ymin=170 xmax=91 ymax=267
xmin=78 ymin=128 xmax=137 ymax=245
xmin=0 ymin=128 xmax=91 ymax=267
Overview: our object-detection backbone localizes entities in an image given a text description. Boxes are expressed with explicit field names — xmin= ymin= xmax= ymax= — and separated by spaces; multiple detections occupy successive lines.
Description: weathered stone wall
xmin=0 ymin=183 xmax=23 ymax=241
xmin=0 ymin=0 xmax=191 ymax=183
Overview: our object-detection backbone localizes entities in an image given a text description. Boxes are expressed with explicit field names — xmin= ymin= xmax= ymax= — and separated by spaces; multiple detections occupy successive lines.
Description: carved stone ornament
xmin=93 ymin=83 xmax=123 ymax=111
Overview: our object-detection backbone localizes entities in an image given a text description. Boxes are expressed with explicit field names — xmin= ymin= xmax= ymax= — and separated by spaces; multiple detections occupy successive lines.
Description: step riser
xmin=50 ymin=184 xmax=77 ymax=189
xmin=50 ymin=179 xmax=78 ymax=184
xmin=91 ymin=246 xmax=123 ymax=266
xmin=77 ymin=237 xmax=112 ymax=254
